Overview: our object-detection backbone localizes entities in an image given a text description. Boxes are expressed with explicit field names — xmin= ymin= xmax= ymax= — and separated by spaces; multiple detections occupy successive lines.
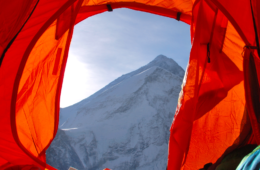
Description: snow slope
xmin=47 ymin=55 xmax=184 ymax=170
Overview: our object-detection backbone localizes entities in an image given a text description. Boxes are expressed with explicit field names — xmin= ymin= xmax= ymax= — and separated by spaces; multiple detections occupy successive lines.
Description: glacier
xmin=47 ymin=55 xmax=184 ymax=170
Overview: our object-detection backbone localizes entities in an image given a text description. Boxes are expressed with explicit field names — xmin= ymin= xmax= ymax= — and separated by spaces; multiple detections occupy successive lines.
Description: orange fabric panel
xmin=185 ymin=82 xmax=247 ymax=169
xmin=222 ymin=21 xmax=245 ymax=71
xmin=0 ymin=0 xmax=72 ymax=168
xmin=211 ymin=0 xmax=255 ymax=45
xmin=13 ymin=0 xmax=82 ymax=167
xmin=168 ymin=2 xmax=216 ymax=169
xmin=16 ymin=21 xmax=69 ymax=156
xmin=168 ymin=1 xmax=247 ymax=169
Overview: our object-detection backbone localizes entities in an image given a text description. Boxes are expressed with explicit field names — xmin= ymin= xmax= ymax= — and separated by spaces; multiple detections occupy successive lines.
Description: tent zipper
xmin=250 ymin=0 xmax=260 ymax=58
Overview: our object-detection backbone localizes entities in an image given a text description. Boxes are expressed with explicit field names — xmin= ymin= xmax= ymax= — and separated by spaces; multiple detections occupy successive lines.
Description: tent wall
xmin=16 ymin=22 xmax=70 ymax=158
xmin=168 ymin=0 xmax=260 ymax=169
xmin=0 ymin=0 xmax=75 ymax=169
xmin=168 ymin=1 xmax=246 ymax=169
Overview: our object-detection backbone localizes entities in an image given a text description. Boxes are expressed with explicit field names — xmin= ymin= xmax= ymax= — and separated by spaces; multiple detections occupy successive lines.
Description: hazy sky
xmin=60 ymin=8 xmax=191 ymax=108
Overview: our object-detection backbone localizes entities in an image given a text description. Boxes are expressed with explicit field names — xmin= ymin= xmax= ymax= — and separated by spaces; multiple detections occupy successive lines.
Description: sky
xmin=60 ymin=8 xmax=191 ymax=108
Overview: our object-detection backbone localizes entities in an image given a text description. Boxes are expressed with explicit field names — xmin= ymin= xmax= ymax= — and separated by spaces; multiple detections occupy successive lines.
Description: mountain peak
xmin=147 ymin=55 xmax=184 ymax=78
xmin=60 ymin=55 xmax=184 ymax=111
xmin=151 ymin=55 xmax=179 ymax=66
xmin=154 ymin=54 xmax=168 ymax=60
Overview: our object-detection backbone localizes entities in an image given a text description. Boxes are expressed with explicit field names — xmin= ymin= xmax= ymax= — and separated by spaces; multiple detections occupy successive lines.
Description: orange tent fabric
xmin=0 ymin=0 xmax=260 ymax=169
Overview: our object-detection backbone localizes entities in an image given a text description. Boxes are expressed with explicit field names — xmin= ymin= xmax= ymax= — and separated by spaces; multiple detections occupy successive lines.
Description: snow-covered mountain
xmin=46 ymin=55 xmax=184 ymax=170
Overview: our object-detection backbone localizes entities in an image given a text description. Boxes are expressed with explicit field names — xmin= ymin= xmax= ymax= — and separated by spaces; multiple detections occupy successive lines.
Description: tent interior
xmin=0 ymin=0 xmax=260 ymax=169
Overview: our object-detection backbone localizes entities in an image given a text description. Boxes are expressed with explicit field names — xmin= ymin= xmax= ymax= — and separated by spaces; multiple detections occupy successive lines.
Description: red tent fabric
xmin=0 ymin=0 xmax=260 ymax=169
